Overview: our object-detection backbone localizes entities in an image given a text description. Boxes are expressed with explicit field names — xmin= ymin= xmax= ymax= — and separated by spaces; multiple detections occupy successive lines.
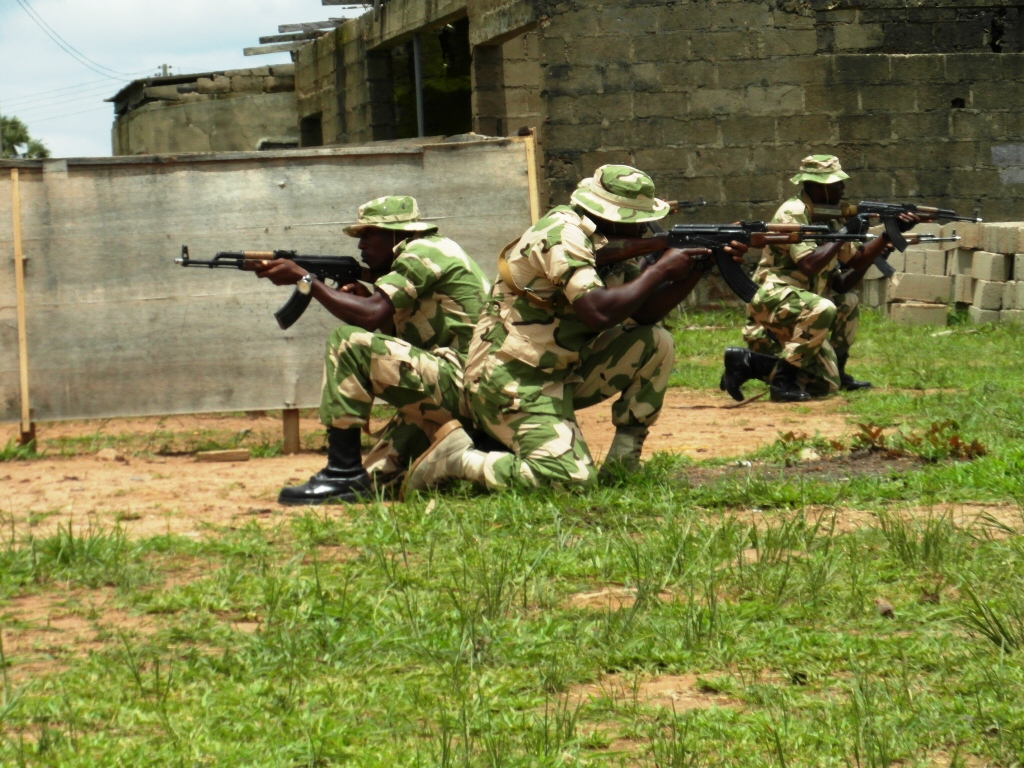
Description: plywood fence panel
xmin=0 ymin=138 xmax=533 ymax=422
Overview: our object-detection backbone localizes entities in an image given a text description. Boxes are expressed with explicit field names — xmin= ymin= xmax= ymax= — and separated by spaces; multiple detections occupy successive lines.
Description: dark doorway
xmin=390 ymin=18 xmax=473 ymax=138
xmin=299 ymin=113 xmax=324 ymax=147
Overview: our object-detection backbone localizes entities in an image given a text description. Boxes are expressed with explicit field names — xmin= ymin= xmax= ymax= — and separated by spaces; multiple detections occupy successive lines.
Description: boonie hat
xmin=344 ymin=195 xmax=437 ymax=236
xmin=790 ymin=155 xmax=850 ymax=185
xmin=570 ymin=165 xmax=670 ymax=224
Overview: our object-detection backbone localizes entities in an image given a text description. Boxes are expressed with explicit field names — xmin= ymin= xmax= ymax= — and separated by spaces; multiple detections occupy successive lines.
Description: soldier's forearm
xmin=630 ymin=273 xmax=702 ymax=324
xmin=572 ymin=262 xmax=675 ymax=331
xmin=832 ymin=236 xmax=889 ymax=293
xmin=313 ymin=282 xmax=395 ymax=331
xmin=796 ymin=241 xmax=844 ymax=277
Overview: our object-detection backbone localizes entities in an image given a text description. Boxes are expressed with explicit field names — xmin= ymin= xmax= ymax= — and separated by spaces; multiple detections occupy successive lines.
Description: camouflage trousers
xmin=742 ymin=284 xmax=859 ymax=395
xmin=469 ymin=324 xmax=673 ymax=490
xmin=320 ymin=325 xmax=466 ymax=478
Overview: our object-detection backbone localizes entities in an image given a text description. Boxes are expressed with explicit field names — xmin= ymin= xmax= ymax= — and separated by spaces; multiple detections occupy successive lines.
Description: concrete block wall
xmin=111 ymin=66 xmax=297 ymax=155
xmin=536 ymin=0 xmax=1024 ymax=223
xmin=472 ymin=31 xmax=543 ymax=139
xmin=813 ymin=0 xmax=1024 ymax=55
xmin=861 ymin=220 xmax=1024 ymax=326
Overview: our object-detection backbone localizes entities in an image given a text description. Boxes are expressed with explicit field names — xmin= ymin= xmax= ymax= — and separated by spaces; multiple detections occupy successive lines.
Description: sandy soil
xmin=0 ymin=389 xmax=852 ymax=539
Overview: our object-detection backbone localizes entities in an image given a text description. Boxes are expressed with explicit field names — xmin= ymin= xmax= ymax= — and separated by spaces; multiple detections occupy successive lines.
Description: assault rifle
xmin=596 ymin=222 xmax=871 ymax=303
xmin=176 ymin=246 xmax=363 ymax=330
xmin=813 ymin=201 xmax=980 ymax=278
xmin=853 ymin=201 xmax=981 ymax=252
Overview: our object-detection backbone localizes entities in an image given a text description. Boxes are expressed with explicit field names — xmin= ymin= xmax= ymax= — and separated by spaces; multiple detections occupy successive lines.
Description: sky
xmin=0 ymin=0 xmax=362 ymax=157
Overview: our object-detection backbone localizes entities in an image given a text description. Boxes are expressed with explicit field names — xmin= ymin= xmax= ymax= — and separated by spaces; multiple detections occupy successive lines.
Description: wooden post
xmin=523 ymin=130 xmax=541 ymax=224
xmin=11 ymin=169 xmax=34 ymax=445
xmin=282 ymin=408 xmax=301 ymax=454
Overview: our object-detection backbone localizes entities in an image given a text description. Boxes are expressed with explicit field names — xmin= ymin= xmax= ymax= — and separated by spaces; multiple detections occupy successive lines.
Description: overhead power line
xmin=13 ymin=0 xmax=137 ymax=80
xmin=25 ymin=104 xmax=110 ymax=125
xmin=5 ymin=82 xmax=121 ymax=112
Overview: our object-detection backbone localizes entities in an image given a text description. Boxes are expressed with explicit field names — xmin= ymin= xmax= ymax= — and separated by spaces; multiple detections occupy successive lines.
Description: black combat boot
xmin=278 ymin=427 xmax=371 ymax=506
xmin=834 ymin=348 xmax=872 ymax=391
xmin=720 ymin=347 xmax=781 ymax=402
xmin=769 ymin=361 xmax=812 ymax=403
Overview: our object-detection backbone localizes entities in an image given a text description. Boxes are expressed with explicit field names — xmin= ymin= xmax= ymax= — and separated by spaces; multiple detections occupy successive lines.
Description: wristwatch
xmin=297 ymin=272 xmax=317 ymax=295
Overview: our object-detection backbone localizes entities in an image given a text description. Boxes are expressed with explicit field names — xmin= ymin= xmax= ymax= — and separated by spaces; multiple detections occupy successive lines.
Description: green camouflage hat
xmin=789 ymin=155 xmax=850 ymax=185
xmin=570 ymin=165 xmax=670 ymax=224
xmin=343 ymin=195 xmax=438 ymax=236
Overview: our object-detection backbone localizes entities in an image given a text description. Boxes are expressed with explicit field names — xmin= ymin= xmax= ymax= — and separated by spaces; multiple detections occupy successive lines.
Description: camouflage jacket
xmin=466 ymin=206 xmax=646 ymax=389
xmin=374 ymin=235 xmax=489 ymax=358
xmin=753 ymin=194 xmax=853 ymax=296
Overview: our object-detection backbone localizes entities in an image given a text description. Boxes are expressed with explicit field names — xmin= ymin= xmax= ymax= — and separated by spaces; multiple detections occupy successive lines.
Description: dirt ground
xmin=0 ymin=389 xmax=852 ymax=539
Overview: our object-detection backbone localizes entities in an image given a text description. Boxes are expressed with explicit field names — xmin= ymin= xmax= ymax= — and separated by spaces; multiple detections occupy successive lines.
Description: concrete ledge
xmin=969 ymin=305 xmax=1001 ymax=325
xmin=889 ymin=302 xmax=947 ymax=327
xmin=890 ymin=272 xmax=952 ymax=303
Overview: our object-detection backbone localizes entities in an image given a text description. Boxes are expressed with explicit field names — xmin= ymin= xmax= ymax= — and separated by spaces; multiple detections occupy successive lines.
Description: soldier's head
xmin=570 ymin=165 xmax=670 ymax=238
xmin=345 ymin=195 xmax=437 ymax=274
xmin=790 ymin=155 xmax=849 ymax=206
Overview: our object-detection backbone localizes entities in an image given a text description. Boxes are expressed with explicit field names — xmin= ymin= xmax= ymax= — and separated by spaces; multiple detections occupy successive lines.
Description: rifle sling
xmin=496 ymin=239 xmax=566 ymax=310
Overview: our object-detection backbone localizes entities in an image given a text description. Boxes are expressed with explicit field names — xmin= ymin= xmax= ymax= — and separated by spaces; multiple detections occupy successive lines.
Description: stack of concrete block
xmin=859 ymin=220 xmax=1024 ymax=327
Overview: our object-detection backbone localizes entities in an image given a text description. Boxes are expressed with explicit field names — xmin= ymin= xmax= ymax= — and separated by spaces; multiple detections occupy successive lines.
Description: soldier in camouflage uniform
xmin=721 ymin=155 xmax=910 ymax=403
xmin=404 ymin=165 xmax=745 ymax=495
xmin=254 ymin=196 xmax=489 ymax=504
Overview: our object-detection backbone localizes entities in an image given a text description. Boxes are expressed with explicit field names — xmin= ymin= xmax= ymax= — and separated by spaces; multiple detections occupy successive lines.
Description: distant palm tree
xmin=1 ymin=115 xmax=50 ymax=159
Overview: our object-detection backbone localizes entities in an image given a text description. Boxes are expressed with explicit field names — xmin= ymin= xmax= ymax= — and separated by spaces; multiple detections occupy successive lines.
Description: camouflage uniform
xmin=321 ymin=200 xmax=488 ymax=477
xmin=463 ymin=166 xmax=674 ymax=490
xmin=743 ymin=188 xmax=859 ymax=395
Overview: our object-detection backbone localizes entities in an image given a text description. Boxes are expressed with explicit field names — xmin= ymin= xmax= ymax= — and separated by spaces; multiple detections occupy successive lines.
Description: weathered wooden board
xmin=0 ymin=138 xmax=533 ymax=422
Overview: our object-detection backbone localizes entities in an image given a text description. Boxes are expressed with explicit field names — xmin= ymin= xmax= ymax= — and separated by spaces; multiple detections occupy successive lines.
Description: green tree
xmin=1 ymin=115 xmax=51 ymax=159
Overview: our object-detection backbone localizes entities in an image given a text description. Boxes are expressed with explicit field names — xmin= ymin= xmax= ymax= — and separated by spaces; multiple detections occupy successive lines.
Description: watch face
xmin=298 ymin=275 xmax=313 ymax=295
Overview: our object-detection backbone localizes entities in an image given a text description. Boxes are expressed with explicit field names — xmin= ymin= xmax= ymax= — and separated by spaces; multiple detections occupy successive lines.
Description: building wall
xmin=538 ymin=0 xmax=1024 ymax=221
xmin=293 ymin=0 xmax=1024 ymax=221
xmin=112 ymin=66 xmax=298 ymax=155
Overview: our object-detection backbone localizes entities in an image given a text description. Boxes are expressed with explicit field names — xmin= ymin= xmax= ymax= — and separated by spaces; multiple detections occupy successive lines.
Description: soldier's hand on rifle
xmin=723 ymin=240 xmax=749 ymax=262
xmin=254 ymin=259 xmax=308 ymax=286
xmin=657 ymin=248 xmax=712 ymax=281
xmin=893 ymin=212 xmax=921 ymax=234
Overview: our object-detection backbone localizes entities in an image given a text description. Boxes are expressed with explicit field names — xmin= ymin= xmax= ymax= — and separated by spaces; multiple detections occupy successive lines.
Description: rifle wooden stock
xmin=595 ymin=234 xmax=670 ymax=266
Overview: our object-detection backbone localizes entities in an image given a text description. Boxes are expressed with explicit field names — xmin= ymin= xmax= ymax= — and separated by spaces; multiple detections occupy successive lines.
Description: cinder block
xmin=924 ymin=251 xmax=946 ymax=275
xmin=946 ymin=248 xmax=974 ymax=275
xmin=912 ymin=222 xmax=942 ymax=237
xmin=969 ymin=305 xmax=1000 ymax=325
xmin=862 ymin=279 xmax=889 ymax=307
xmin=973 ymin=279 xmax=1004 ymax=310
xmin=887 ymin=251 xmax=906 ymax=272
xmin=1004 ymin=281 xmax=1018 ymax=310
xmin=197 ymin=76 xmax=230 ymax=94
xmin=864 ymin=263 xmax=885 ymax=280
xmin=973 ymin=251 xmax=1011 ymax=281
xmin=903 ymin=246 xmax=928 ymax=274
xmin=1001 ymin=309 xmax=1024 ymax=325
xmin=889 ymin=272 xmax=953 ymax=303
xmin=909 ymin=222 xmax=943 ymax=248
xmin=954 ymin=274 xmax=974 ymax=303
xmin=1015 ymin=253 xmax=1024 ymax=280
xmin=955 ymin=221 xmax=981 ymax=250
xmin=889 ymin=302 xmax=948 ymax=327
xmin=1018 ymin=280 xmax=1024 ymax=309
xmin=982 ymin=223 xmax=1022 ymax=255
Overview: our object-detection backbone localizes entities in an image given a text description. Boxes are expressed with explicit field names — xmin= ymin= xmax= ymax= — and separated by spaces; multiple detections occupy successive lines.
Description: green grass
xmin=2 ymin=308 xmax=1023 ymax=766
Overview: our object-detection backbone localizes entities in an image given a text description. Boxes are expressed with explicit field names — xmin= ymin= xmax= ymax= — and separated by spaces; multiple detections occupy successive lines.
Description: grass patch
xmin=2 ymin=308 xmax=1023 ymax=765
